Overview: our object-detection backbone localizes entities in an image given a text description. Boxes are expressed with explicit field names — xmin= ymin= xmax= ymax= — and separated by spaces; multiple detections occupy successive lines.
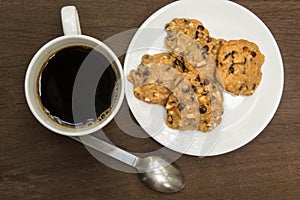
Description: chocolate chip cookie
xmin=164 ymin=18 xmax=226 ymax=78
xmin=128 ymin=63 xmax=200 ymax=130
xmin=130 ymin=53 xmax=187 ymax=105
xmin=216 ymin=39 xmax=265 ymax=96
xmin=128 ymin=52 xmax=224 ymax=132
xmin=165 ymin=71 xmax=223 ymax=132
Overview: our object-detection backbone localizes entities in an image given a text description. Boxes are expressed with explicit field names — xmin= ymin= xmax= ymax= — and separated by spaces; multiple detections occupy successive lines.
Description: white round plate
xmin=124 ymin=0 xmax=284 ymax=156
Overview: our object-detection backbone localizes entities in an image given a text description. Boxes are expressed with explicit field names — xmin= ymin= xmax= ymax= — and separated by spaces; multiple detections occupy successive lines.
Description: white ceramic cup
xmin=25 ymin=6 xmax=124 ymax=136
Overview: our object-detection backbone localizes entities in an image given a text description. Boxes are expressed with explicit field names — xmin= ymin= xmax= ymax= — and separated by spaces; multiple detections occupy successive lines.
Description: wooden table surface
xmin=1 ymin=0 xmax=299 ymax=199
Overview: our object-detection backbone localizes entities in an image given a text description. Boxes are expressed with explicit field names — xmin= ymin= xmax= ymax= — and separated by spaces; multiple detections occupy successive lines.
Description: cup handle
xmin=61 ymin=6 xmax=82 ymax=35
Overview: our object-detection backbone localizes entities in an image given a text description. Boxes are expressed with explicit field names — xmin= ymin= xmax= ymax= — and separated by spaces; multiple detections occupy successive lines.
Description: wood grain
xmin=0 ymin=0 xmax=299 ymax=199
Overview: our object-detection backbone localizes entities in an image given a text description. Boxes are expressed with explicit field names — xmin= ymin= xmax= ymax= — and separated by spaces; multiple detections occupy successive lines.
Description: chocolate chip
xmin=228 ymin=65 xmax=234 ymax=74
xmin=244 ymin=57 xmax=247 ymax=64
xmin=192 ymin=85 xmax=197 ymax=92
xmin=182 ymin=87 xmax=190 ymax=93
xmin=231 ymin=51 xmax=236 ymax=58
xmin=184 ymin=19 xmax=189 ymax=24
xmin=195 ymin=31 xmax=199 ymax=39
xmin=243 ymin=46 xmax=248 ymax=52
xmin=156 ymin=79 xmax=163 ymax=84
xmin=238 ymin=85 xmax=244 ymax=91
xmin=165 ymin=23 xmax=170 ymax=29
xmin=197 ymin=25 xmax=205 ymax=31
xmin=174 ymin=58 xmax=181 ymax=66
xmin=177 ymin=103 xmax=185 ymax=111
xmin=181 ymin=64 xmax=187 ymax=72
xmin=173 ymin=58 xmax=186 ymax=71
xmin=199 ymin=105 xmax=207 ymax=114
xmin=252 ymin=83 xmax=257 ymax=90
xmin=176 ymin=58 xmax=185 ymax=66
xmin=170 ymin=100 xmax=177 ymax=104
xmin=142 ymin=78 xmax=148 ymax=84
xmin=204 ymin=79 xmax=210 ymax=85
xmin=207 ymin=37 xmax=212 ymax=43
xmin=142 ymin=69 xmax=149 ymax=76
xmin=201 ymin=90 xmax=208 ymax=96
xmin=251 ymin=51 xmax=257 ymax=57
xmin=225 ymin=52 xmax=232 ymax=59
xmin=202 ymin=45 xmax=209 ymax=52
xmin=195 ymin=75 xmax=201 ymax=82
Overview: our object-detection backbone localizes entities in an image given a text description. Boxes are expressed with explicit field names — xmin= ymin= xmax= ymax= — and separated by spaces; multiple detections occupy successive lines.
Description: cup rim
xmin=24 ymin=35 xmax=125 ymax=136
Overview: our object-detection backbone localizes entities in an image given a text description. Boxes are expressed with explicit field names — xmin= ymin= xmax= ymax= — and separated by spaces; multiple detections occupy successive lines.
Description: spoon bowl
xmin=136 ymin=155 xmax=185 ymax=193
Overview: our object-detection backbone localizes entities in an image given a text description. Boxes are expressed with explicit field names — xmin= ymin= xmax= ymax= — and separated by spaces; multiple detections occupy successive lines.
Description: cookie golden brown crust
xmin=141 ymin=52 xmax=187 ymax=73
xmin=134 ymin=83 xmax=170 ymax=106
xmin=216 ymin=39 xmax=265 ymax=96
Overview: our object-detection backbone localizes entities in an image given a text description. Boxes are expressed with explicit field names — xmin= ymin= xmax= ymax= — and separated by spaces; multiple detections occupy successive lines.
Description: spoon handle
xmin=70 ymin=135 xmax=139 ymax=167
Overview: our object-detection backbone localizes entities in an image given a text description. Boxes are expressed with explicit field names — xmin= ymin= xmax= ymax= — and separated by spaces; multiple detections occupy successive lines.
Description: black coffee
xmin=39 ymin=45 xmax=118 ymax=127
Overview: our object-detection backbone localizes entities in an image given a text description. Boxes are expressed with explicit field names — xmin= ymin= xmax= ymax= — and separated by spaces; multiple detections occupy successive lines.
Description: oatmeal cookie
xmin=164 ymin=18 xmax=226 ymax=78
xmin=128 ymin=53 xmax=224 ymax=132
xmin=128 ymin=63 xmax=200 ymax=130
xmin=216 ymin=39 xmax=265 ymax=96
xmin=130 ymin=53 xmax=187 ymax=105
xmin=165 ymin=71 xmax=223 ymax=132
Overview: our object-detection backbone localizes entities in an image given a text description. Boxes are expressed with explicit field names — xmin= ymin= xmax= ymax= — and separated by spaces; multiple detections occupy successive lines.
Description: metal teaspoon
xmin=71 ymin=135 xmax=185 ymax=193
